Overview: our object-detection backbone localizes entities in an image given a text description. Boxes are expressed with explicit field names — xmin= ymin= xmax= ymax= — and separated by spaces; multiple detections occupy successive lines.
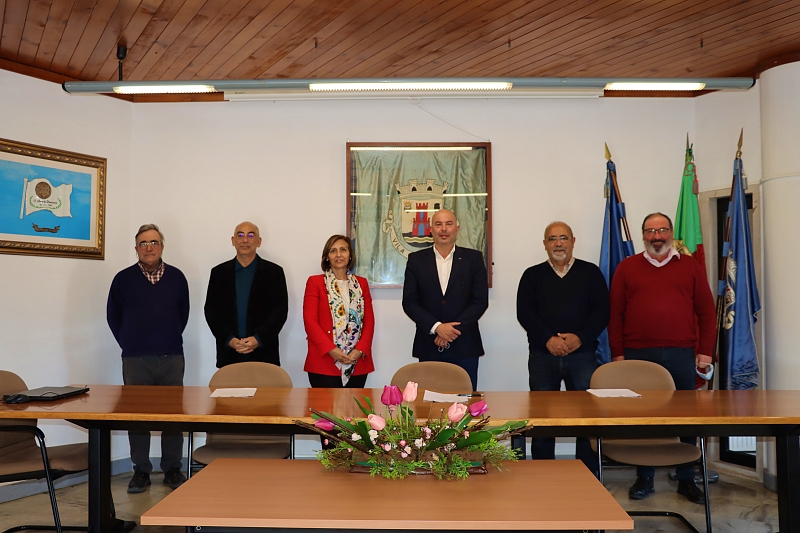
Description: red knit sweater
xmin=608 ymin=253 xmax=716 ymax=358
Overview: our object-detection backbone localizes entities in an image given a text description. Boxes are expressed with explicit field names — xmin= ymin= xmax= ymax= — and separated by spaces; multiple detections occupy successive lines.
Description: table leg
xmin=776 ymin=434 xmax=800 ymax=533
xmin=87 ymin=428 xmax=135 ymax=533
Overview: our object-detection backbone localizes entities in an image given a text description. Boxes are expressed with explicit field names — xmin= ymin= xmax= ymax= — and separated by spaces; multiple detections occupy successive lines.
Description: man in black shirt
xmin=516 ymin=221 xmax=610 ymax=474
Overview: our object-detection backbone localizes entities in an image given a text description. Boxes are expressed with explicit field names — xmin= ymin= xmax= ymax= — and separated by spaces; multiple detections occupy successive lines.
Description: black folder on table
xmin=3 ymin=386 xmax=89 ymax=403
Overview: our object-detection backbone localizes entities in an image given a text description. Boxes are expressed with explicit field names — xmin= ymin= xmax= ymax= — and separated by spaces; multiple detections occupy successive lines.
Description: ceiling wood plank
xmin=127 ymin=0 xmax=209 ymax=80
xmin=79 ymin=0 xmax=146 ymax=80
xmin=228 ymin=0 xmax=362 ymax=79
xmin=17 ymin=0 xmax=51 ymax=62
xmin=32 ymin=0 xmax=75 ymax=69
xmin=94 ymin=0 xmax=165 ymax=80
xmin=1 ymin=0 xmax=30 ymax=59
xmin=342 ymin=0 xmax=512 ymax=78
xmin=64 ymin=0 xmax=121 ymax=77
xmin=186 ymin=0 xmax=293 ymax=79
xmin=157 ymin=0 xmax=250 ymax=80
xmin=143 ymin=0 xmax=231 ymax=80
xmin=472 ymin=0 xmax=704 ymax=78
xmin=406 ymin=0 xmax=619 ymax=78
xmin=274 ymin=0 xmax=407 ymax=79
xmin=206 ymin=0 xmax=319 ymax=79
xmin=49 ymin=0 xmax=97 ymax=76
xmin=115 ymin=0 xmax=187 ymax=80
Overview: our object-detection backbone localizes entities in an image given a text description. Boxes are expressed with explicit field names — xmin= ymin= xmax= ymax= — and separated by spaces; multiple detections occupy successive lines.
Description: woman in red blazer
xmin=303 ymin=234 xmax=374 ymax=388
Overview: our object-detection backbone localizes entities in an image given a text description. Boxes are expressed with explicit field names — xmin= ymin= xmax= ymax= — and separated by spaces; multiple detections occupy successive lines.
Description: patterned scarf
xmin=324 ymin=269 xmax=365 ymax=384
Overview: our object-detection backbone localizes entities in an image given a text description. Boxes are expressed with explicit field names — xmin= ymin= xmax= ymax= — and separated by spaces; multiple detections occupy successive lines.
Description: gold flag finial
xmin=604 ymin=143 xmax=611 ymax=161
xmin=736 ymin=128 xmax=743 ymax=158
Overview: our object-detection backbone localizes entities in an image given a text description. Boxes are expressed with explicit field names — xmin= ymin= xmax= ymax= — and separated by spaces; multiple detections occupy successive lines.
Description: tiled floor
xmin=0 ymin=464 xmax=778 ymax=533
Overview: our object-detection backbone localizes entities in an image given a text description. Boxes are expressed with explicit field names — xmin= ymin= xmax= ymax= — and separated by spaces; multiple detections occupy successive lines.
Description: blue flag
xmin=720 ymin=158 xmax=761 ymax=390
xmin=597 ymin=159 xmax=635 ymax=364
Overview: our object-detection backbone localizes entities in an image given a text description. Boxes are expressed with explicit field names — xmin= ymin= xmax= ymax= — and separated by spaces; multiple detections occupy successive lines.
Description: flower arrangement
xmin=295 ymin=382 xmax=530 ymax=480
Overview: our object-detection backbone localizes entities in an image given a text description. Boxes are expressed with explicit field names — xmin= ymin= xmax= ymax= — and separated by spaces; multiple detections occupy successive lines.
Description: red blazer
xmin=303 ymin=274 xmax=375 ymax=376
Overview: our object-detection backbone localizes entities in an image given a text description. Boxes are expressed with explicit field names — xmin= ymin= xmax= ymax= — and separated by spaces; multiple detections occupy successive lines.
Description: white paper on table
xmin=587 ymin=388 xmax=641 ymax=398
xmin=210 ymin=388 xmax=257 ymax=398
xmin=423 ymin=390 xmax=468 ymax=403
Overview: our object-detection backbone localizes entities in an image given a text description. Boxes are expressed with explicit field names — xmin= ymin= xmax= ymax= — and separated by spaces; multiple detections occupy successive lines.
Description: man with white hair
xmin=517 ymin=221 xmax=609 ymax=473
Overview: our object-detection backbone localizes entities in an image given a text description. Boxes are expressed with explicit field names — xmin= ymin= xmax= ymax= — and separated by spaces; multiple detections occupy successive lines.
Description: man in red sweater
xmin=608 ymin=212 xmax=715 ymax=505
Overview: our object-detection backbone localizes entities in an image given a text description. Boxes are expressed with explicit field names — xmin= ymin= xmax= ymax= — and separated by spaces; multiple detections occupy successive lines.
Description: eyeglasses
xmin=137 ymin=240 xmax=161 ymax=248
xmin=236 ymin=232 xmax=257 ymax=239
xmin=546 ymin=236 xmax=571 ymax=243
xmin=643 ymin=228 xmax=672 ymax=236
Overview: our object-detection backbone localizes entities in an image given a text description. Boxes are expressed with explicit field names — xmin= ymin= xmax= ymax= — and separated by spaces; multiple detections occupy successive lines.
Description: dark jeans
xmin=528 ymin=350 xmax=598 ymax=473
xmin=625 ymin=346 xmax=697 ymax=480
xmin=122 ymin=354 xmax=185 ymax=474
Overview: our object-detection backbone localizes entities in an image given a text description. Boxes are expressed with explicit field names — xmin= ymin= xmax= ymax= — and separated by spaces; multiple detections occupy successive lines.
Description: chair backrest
xmin=209 ymin=362 xmax=293 ymax=389
xmin=590 ymin=360 xmax=676 ymax=391
xmin=390 ymin=362 xmax=473 ymax=394
xmin=0 ymin=371 xmax=37 ymax=457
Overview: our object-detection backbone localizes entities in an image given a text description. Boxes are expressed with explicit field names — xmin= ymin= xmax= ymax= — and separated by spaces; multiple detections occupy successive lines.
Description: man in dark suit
xmin=402 ymin=209 xmax=489 ymax=390
xmin=204 ymin=221 xmax=288 ymax=368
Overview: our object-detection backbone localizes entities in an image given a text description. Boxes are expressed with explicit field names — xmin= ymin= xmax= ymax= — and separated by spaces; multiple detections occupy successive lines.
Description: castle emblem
xmin=382 ymin=179 xmax=448 ymax=258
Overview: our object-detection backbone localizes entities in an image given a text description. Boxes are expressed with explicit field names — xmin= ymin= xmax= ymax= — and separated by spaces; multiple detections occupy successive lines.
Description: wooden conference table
xmin=141 ymin=458 xmax=633 ymax=531
xmin=2 ymin=386 xmax=800 ymax=532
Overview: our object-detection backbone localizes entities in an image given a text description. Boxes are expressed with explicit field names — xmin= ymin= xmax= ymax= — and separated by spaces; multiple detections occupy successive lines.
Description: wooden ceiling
xmin=1 ymin=0 xmax=799 ymax=99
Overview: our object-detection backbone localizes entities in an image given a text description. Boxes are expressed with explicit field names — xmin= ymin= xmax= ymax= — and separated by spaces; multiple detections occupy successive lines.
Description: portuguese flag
xmin=674 ymin=142 xmax=713 ymax=388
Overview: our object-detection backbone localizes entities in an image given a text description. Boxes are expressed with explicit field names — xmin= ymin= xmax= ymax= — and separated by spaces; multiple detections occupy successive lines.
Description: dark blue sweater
xmin=107 ymin=264 xmax=190 ymax=357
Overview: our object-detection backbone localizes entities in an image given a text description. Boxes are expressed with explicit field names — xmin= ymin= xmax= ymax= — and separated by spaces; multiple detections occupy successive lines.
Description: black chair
xmin=0 ymin=370 xmax=88 ymax=533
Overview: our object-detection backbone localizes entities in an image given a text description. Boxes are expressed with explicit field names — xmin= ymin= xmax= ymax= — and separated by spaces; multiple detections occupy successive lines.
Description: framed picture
xmin=0 ymin=138 xmax=106 ymax=259
xmin=347 ymin=142 xmax=491 ymax=288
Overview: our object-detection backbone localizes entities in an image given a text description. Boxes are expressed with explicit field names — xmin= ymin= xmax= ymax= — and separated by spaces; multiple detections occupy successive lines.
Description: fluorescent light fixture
xmin=309 ymin=81 xmax=512 ymax=92
xmin=605 ymin=81 xmax=706 ymax=91
xmin=113 ymin=84 xmax=216 ymax=94
xmin=443 ymin=193 xmax=488 ymax=197
xmin=350 ymin=192 xmax=372 ymax=196
xmin=62 ymin=77 xmax=754 ymax=98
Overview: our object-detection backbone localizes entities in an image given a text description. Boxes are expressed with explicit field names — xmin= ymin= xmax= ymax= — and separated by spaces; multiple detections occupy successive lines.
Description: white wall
xmin=1 ymin=71 xmax=771 ymax=457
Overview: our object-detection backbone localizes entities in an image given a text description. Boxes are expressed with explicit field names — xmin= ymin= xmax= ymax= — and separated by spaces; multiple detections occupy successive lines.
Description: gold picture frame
xmin=0 ymin=138 xmax=106 ymax=259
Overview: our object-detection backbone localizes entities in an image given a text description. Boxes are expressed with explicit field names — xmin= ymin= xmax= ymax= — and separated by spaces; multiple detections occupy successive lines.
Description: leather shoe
xmin=127 ymin=468 xmax=150 ymax=494
xmin=677 ymin=479 xmax=706 ymax=504
xmin=163 ymin=467 xmax=186 ymax=490
xmin=628 ymin=476 xmax=654 ymax=500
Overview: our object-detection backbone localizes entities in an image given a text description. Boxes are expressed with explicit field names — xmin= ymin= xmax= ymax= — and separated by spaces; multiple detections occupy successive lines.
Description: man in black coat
xmin=204 ymin=221 xmax=288 ymax=368
xmin=402 ymin=209 xmax=488 ymax=390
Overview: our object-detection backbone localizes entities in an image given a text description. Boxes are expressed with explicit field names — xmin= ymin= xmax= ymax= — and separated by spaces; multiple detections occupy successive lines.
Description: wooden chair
xmin=590 ymin=360 xmax=712 ymax=533
xmin=189 ymin=363 xmax=293 ymax=472
xmin=0 ymin=370 xmax=88 ymax=533
xmin=390 ymin=362 xmax=473 ymax=394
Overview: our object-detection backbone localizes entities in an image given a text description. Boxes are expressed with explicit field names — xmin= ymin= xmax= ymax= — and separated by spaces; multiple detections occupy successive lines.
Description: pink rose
xmin=447 ymin=402 xmax=468 ymax=423
xmin=367 ymin=413 xmax=386 ymax=431
xmin=315 ymin=419 xmax=335 ymax=431
xmin=403 ymin=381 xmax=418 ymax=402
xmin=468 ymin=400 xmax=489 ymax=417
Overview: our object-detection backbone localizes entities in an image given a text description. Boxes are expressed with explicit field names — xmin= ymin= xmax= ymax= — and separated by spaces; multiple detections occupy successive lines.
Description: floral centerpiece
xmin=295 ymin=382 xmax=530 ymax=480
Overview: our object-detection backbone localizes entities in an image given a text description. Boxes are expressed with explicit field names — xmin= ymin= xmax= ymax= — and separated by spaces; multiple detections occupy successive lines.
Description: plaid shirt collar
xmin=138 ymin=260 xmax=166 ymax=284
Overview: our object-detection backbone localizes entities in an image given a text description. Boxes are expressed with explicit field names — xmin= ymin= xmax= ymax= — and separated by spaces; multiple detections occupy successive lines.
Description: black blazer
xmin=402 ymin=246 xmax=489 ymax=361
xmin=204 ymin=255 xmax=288 ymax=368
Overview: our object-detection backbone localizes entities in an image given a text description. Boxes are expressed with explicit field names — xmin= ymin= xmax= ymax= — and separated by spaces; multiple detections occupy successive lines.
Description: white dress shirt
xmin=430 ymin=245 xmax=455 ymax=335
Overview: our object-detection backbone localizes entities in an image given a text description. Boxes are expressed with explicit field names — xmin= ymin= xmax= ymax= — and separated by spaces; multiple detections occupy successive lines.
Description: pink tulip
xmin=367 ymin=413 xmax=386 ymax=431
xmin=403 ymin=381 xmax=418 ymax=402
xmin=315 ymin=419 xmax=335 ymax=431
xmin=468 ymin=400 xmax=489 ymax=417
xmin=447 ymin=402 xmax=468 ymax=423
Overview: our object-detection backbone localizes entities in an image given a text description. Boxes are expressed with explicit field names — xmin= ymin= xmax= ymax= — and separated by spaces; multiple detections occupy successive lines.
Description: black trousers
xmin=122 ymin=354 xmax=185 ymax=473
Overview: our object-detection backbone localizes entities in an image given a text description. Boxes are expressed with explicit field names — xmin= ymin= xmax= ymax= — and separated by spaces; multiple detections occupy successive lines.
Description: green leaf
xmin=425 ymin=428 xmax=458 ymax=450
xmin=363 ymin=395 xmax=374 ymax=413
xmin=399 ymin=405 xmax=415 ymax=425
xmin=317 ymin=411 xmax=356 ymax=433
xmin=354 ymin=420 xmax=372 ymax=443
xmin=455 ymin=430 xmax=492 ymax=449
xmin=454 ymin=414 xmax=474 ymax=431
xmin=354 ymin=397 xmax=372 ymax=417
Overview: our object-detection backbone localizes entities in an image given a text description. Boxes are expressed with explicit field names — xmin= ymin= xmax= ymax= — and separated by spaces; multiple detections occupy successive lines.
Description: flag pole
xmin=604 ymin=143 xmax=633 ymax=243
xmin=713 ymin=129 xmax=742 ymax=385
